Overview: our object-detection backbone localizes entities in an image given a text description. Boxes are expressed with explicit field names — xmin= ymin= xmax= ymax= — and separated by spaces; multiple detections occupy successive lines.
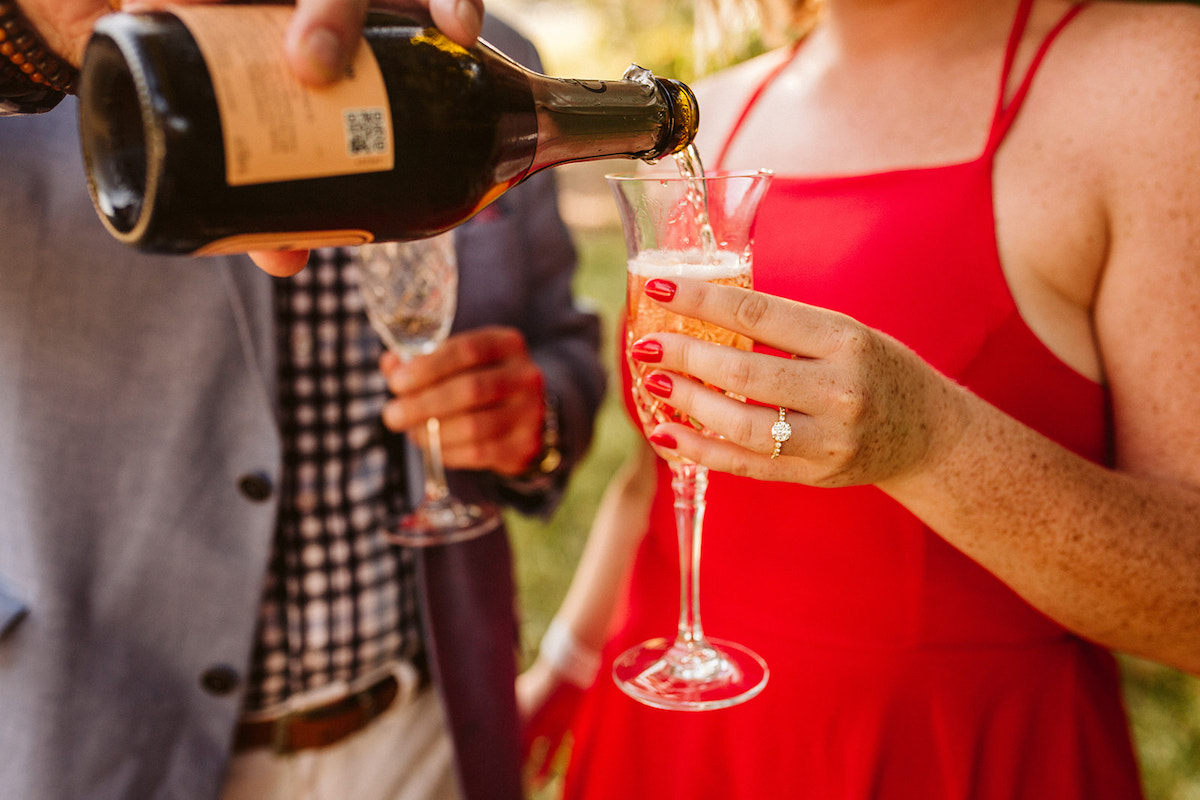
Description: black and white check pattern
xmin=243 ymin=248 xmax=424 ymax=712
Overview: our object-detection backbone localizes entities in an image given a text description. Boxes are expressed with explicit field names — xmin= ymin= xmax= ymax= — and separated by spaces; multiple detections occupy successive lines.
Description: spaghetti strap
xmin=717 ymin=0 xmax=1091 ymax=169
xmin=985 ymin=0 xmax=1091 ymax=153
xmin=712 ymin=39 xmax=803 ymax=172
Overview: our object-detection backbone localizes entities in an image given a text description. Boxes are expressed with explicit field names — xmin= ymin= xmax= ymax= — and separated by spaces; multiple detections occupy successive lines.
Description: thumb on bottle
xmin=284 ymin=0 xmax=370 ymax=87
xmin=427 ymin=0 xmax=484 ymax=47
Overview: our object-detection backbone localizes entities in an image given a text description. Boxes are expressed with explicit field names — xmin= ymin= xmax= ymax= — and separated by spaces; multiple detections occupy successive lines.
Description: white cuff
xmin=539 ymin=617 xmax=602 ymax=688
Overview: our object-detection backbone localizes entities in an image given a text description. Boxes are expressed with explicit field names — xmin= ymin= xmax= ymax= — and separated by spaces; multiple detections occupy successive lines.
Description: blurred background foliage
xmin=490 ymin=1 xmax=1200 ymax=796
xmin=491 ymin=0 xmax=779 ymax=83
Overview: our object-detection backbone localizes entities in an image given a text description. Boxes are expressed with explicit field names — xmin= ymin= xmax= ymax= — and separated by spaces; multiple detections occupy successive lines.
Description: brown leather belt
xmin=233 ymin=673 xmax=402 ymax=755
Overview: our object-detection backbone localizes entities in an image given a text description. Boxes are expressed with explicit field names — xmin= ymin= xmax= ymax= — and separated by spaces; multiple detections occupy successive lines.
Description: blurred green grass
xmin=508 ymin=224 xmax=634 ymax=663
xmin=508 ymin=225 xmax=1200 ymax=799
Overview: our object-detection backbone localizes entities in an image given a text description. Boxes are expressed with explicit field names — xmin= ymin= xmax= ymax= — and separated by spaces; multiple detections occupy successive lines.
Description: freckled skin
xmin=628 ymin=1 xmax=1200 ymax=678
xmin=642 ymin=270 xmax=1200 ymax=675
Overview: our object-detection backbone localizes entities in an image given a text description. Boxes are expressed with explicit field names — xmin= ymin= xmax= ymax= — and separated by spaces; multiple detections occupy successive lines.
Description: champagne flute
xmin=353 ymin=233 xmax=501 ymax=546
xmin=608 ymin=169 xmax=773 ymax=710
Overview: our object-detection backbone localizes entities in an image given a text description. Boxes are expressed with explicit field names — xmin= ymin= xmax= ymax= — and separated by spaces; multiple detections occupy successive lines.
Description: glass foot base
xmin=612 ymin=636 xmax=768 ymax=711
xmin=387 ymin=500 xmax=501 ymax=547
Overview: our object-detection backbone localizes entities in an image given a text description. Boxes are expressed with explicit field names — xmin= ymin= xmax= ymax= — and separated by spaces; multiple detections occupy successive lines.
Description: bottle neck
xmin=526 ymin=73 xmax=697 ymax=174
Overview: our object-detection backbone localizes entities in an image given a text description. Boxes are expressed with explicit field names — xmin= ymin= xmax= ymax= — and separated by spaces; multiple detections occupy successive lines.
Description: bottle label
xmin=195 ymin=230 xmax=375 ymax=256
xmin=171 ymin=5 xmax=394 ymax=186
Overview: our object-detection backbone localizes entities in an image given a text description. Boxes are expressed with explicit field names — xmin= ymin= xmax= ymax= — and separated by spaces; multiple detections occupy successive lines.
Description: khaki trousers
xmin=221 ymin=670 xmax=460 ymax=800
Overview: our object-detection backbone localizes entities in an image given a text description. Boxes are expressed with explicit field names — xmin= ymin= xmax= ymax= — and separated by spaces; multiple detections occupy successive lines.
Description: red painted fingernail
xmin=630 ymin=339 xmax=663 ymax=363
xmin=644 ymin=279 xmax=677 ymax=302
xmin=644 ymin=373 xmax=673 ymax=398
xmin=649 ymin=431 xmax=677 ymax=449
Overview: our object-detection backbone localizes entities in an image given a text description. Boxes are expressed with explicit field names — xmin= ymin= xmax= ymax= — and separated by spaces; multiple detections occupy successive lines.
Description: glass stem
xmin=420 ymin=417 xmax=451 ymax=503
xmin=670 ymin=460 xmax=708 ymax=649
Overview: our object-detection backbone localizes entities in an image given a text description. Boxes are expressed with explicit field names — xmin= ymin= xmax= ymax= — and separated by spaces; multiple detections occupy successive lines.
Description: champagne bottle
xmin=76 ymin=6 xmax=699 ymax=256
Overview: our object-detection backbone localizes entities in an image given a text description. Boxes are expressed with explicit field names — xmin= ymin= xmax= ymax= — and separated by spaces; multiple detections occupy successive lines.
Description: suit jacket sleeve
xmin=451 ymin=15 xmax=607 ymax=517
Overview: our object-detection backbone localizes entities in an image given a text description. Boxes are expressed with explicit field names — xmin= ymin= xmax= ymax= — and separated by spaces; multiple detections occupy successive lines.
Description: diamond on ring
xmin=770 ymin=407 xmax=792 ymax=459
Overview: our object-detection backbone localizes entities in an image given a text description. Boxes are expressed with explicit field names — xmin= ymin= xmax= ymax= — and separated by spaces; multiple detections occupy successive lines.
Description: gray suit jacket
xmin=0 ymin=16 xmax=603 ymax=799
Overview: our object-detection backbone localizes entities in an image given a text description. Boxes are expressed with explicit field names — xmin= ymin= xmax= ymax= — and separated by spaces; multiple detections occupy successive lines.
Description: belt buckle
xmin=268 ymin=676 xmax=388 ymax=755
xmin=355 ymin=682 xmax=382 ymax=717
xmin=270 ymin=709 xmax=298 ymax=755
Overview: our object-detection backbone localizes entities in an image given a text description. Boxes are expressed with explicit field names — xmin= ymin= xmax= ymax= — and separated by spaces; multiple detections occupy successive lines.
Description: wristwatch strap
xmin=504 ymin=391 xmax=564 ymax=494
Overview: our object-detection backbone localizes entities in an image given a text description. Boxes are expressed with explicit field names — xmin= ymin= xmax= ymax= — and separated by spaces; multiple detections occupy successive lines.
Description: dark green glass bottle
xmin=77 ymin=7 xmax=698 ymax=255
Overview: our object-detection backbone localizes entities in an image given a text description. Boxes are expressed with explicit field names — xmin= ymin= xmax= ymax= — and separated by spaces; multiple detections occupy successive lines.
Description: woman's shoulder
xmin=1028 ymin=1 xmax=1200 ymax=169
xmin=1058 ymin=1 xmax=1200 ymax=91
xmin=693 ymin=45 xmax=799 ymax=162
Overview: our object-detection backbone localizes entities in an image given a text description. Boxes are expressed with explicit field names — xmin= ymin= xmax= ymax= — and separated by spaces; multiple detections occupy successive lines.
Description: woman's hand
xmin=516 ymin=658 xmax=585 ymax=789
xmin=629 ymin=276 xmax=970 ymax=489
xmin=629 ymin=277 xmax=1200 ymax=675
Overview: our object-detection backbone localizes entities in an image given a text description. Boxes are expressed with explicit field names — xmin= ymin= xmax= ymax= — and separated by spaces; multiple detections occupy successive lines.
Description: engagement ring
xmin=770 ymin=407 xmax=792 ymax=460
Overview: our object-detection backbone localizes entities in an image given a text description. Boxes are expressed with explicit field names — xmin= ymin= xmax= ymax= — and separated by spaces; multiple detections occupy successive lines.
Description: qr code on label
xmin=343 ymin=108 xmax=388 ymax=157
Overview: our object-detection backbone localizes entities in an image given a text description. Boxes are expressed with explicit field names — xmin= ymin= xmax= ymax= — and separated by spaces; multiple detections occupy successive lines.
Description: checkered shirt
xmin=242 ymin=248 xmax=424 ymax=712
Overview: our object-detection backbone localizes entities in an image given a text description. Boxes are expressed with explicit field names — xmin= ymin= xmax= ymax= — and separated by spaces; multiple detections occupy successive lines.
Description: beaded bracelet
xmin=0 ymin=0 xmax=79 ymax=114
xmin=539 ymin=618 xmax=602 ymax=689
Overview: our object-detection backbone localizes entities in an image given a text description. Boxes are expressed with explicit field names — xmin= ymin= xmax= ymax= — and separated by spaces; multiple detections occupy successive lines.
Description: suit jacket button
xmin=200 ymin=665 xmax=240 ymax=696
xmin=237 ymin=473 xmax=273 ymax=502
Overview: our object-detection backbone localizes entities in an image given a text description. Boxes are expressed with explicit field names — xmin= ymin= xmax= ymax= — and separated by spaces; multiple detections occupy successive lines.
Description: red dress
xmin=562 ymin=1 xmax=1144 ymax=797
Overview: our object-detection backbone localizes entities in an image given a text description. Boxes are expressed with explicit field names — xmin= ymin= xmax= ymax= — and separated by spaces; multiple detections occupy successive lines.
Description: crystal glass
xmin=608 ymin=169 xmax=773 ymax=710
xmin=354 ymin=234 xmax=500 ymax=546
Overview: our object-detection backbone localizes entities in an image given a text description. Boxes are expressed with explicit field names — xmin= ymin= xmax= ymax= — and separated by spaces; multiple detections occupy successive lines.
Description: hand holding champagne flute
xmin=354 ymin=233 xmax=501 ymax=546
xmin=608 ymin=167 xmax=772 ymax=710
xmin=626 ymin=249 xmax=754 ymax=434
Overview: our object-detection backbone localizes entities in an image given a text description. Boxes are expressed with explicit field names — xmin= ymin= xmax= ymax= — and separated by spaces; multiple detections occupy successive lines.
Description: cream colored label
xmin=194 ymin=230 xmax=375 ymax=256
xmin=172 ymin=5 xmax=394 ymax=186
